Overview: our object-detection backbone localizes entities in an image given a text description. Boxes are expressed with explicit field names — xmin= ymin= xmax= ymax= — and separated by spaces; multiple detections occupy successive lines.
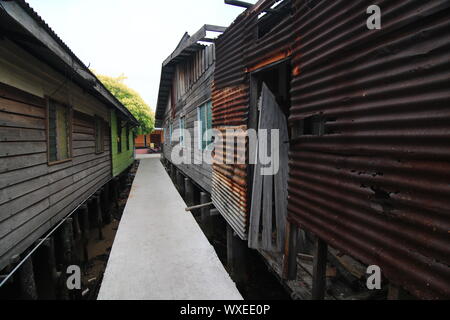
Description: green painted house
xmin=111 ymin=109 xmax=136 ymax=177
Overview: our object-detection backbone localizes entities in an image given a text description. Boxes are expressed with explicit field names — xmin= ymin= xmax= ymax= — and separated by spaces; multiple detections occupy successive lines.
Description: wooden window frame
xmin=197 ymin=100 xmax=212 ymax=150
xmin=95 ymin=115 xmax=105 ymax=154
xmin=126 ymin=123 xmax=130 ymax=151
xmin=45 ymin=97 xmax=73 ymax=166
xmin=117 ymin=116 xmax=122 ymax=154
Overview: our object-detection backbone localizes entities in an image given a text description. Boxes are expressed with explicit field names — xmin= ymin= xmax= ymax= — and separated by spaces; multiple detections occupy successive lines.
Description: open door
xmin=248 ymin=83 xmax=289 ymax=252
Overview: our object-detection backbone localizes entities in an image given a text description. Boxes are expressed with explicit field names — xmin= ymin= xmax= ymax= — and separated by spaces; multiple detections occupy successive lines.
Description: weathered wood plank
xmin=0 ymin=172 xmax=109 ymax=260
xmin=0 ymin=127 xmax=45 ymax=142
xmin=73 ymin=140 xmax=95 ymax=149
xmin=0 ymin=111 xmax=45 ymax=129
xmin=0 ymin=141 xmax=46 ymax=157
xmin=0 ymin=153 xmax=47 ymax=173
xmin=72 ymin=133 xmax=95 ymax=141
xmin=0 ymin=82 xmax=45 ymax=107
xmin=0 ymin=97 xmax=45 ymax=118
xmin=0 ymin=165 xmax=109 ymax=242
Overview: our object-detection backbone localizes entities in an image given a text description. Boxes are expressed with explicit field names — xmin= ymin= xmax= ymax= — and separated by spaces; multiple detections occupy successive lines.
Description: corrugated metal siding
xmin=288 ymin=0 xmax=450 ymax=299
xmin=212 ymin=13 xmax=250 ymax=239
xmin=212 ymin=0 xmax=295 ymax=240
xmin=243 ymin=1 xmax=293 ymax=72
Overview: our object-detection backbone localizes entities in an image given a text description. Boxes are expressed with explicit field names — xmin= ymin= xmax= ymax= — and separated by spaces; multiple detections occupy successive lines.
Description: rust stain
xmin=245 ymin=50 xmax=292 ymax=73
xmin=292 ymin=65 xmax=301 ymax=76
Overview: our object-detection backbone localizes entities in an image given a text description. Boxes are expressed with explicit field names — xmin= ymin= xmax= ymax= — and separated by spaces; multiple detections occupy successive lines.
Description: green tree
xmin=96 ymin=73 xmax=155 ymax=134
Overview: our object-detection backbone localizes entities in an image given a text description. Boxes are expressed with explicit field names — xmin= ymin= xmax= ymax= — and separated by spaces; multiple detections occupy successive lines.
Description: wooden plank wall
xmin=162 ymin=45 xmax=215 ymax=193
xmin=0 ymin=37 xmax=114 ymax=271
xmin=0 ymin=84 xmax=112 ymax=271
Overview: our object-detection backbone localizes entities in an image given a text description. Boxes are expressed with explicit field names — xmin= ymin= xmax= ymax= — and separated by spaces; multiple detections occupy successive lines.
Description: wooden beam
xmin=185 ymin=201 xmax=213 ymax=212
xmin=204 ymin=24 xmax=227 ymax=33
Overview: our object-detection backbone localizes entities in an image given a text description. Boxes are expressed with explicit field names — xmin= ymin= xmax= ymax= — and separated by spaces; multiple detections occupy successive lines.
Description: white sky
xmin=26 ymin=0 xmax=256 ymax=111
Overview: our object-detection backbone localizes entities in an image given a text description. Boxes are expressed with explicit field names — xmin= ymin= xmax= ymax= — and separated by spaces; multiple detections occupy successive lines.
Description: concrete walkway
xmin=98 ymin=156 xmax=242 ymax=300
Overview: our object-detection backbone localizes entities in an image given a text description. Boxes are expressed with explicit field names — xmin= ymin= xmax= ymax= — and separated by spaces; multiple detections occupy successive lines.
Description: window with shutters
xmin=47 ymin=99 xmax=72 ymax=164
xmin=197 ymin=101 xmax=212 ymax=150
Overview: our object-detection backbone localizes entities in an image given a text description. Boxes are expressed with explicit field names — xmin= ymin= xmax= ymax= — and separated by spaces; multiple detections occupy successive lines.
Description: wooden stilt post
xmin=177 ymin=171 xmax=185 ymax=197
xmin=200 ymin=192 xmax=212 ymax=238
xmin=311 ymin=237 xmax=328 ymax=300
xmin=61 ymin=218 xmax=74 ymax=266
xmin=72 ymin=212 xmax=82 ymax=242
xmin=17 ymin=257 xmax=38 ymax=300
xmin=95 ymin=192 xmax=104 ymax=240
xmin=33 ymin=238 xmax=58 ymax=299
xmin=79 ymin=204 xmax=90 ymax=263
xmin=226 ymin=224 xmax=247 ymax=285
xmin=52 ymin=220 xmax=74 ymax=300
xmin=184 ymin=178 xmax=194 ymax=207
xmin=282 ymin=221 xmax=298 ymax=280
xmin=170 ymin=163 xmax=176 ymax=182
xmin=102 ymin=185 xmax=112 ymax=224
xmin=112 ymin=177 xmax=120 ymax=214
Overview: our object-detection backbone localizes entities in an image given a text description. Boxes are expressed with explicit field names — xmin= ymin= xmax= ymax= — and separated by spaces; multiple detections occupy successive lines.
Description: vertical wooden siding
xmin=162 ymin=45 xmax=216 ymax=193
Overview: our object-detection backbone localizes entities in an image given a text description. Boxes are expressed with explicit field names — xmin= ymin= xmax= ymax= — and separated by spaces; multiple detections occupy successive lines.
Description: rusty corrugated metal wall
xmin=212 ymin=12 xmax=250 ymax=239
xmin=212 ymin=0 xmax=294 ymax=240
xmin=288 ymin=0 xmax=450 ymax=299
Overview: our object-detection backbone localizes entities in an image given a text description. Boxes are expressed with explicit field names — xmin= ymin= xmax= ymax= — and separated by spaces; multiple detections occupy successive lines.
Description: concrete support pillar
xmin=17 ymin=257 xmax=38 ymax=300
xmin=226 ymin=224 xmax=247 ymax=285
xmin=184 ymin=178 xmax=194 ymax=207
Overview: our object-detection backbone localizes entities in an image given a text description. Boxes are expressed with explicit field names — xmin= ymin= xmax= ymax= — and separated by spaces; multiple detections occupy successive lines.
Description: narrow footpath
xmin=98 ymin=155 xmax=242 ymax=300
